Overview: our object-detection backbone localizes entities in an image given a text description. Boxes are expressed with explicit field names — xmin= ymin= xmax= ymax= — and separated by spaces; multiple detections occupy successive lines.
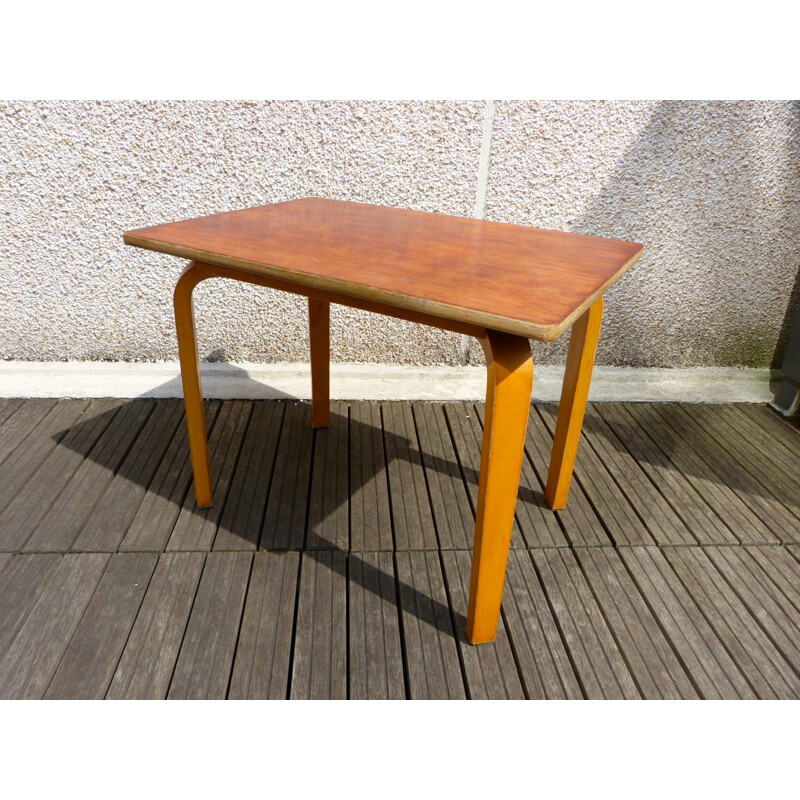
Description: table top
xmin=124 ymin=197 xmax=643 ymax=341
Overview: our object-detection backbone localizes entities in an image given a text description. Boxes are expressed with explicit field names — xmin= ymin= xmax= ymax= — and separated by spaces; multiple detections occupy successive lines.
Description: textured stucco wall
xmin=1 ymin=100 xmax=798 ymax=367
xmin=479 ymin=100 xmax=800 ymax=368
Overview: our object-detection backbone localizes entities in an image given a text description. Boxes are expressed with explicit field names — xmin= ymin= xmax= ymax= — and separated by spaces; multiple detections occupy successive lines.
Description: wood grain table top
xmin=123 ymin=197 xmax=643 ymax=341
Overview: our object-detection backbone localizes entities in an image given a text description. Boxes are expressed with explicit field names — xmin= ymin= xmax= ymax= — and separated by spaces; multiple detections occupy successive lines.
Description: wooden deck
xmin=0 ymin=397 xmax=799 ymax=699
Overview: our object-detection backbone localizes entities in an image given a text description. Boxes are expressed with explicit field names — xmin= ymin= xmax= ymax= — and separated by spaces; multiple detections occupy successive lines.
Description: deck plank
xmin=531 ymin=548 xmax=640 ymax=698
xmin=167 ymin=551 xmax=253 ymax=700
xmin=382 ymin=403 xmax=438 ymax=551
xmin=0 ymin=398 xmax=798 ymax=701
xmin=650 ymin=404 xmax=795 ymax=543
xmin=573 ymin=547 xmax=698 ymax=698
xmin=678 ymin=403 xmax=800 ymax=540
xmin=0 ymin=398 xmax=24 ymax=437
xmin=662 ymin=546 xmax=800 ymax=699
xmin=349 ymin=402 xmax=393 ymax=552
xmin=513 ymin=444 xmax=570 ymax=548
xmin=501 ymin=550 xmax=583 ymax=698
xmin=290 ymin=551 xmax=348 ymax=699
xmin=443 ymin=402 xmax=530 ymax=548
xmin=440 ymin=402 xmax=482 ymax=512
xmin=745 ymin=545 xmax=800 ymax=615
xmin=0 ymin=553 xmax=110 ymax=699
xmin=0 ymin=554 xmax=62 ymax=662
xmin=260 ymin=401 xmax=314 ymax=551
xmin=166 ymin=401 xmax=253 ymax=552
xmin=23 ymin=400 xmax=155 ymax=552
xmin=618 ymin=547 xmax=756 ymax=699
xmin=348 ymin=551 xmax=406 ymax=699
xmin=580 ymin=405 xmax=697 ymax=545
xmin=119 ymin=402 xmax=220 ymax=552
xmin=45 ymin=553 xmax=157 ymax=699
xmin=229 ymin=551 xmax=300 ymax=699
xmin=167 ymin=551 xmax=252 ymax=699
xmin=214 ymin=402 xmax=285 ymax=551
xmin=736 ymin=404 xmax=800 ymax=461
xmin=622 ymin=403 xmax=779 ymax=545
xmin=712 ymin=404 xmax=800 ymax=484
xmin=594 ymin=404 xmax=739 ymax=545
xmin=0 ymin=399 xmax=115 ymax=551
xmin=306 ymin=402 xmax=350 ymax=551
xmin=73 ymin=401 xmax=185 ymax=552
xmin=690 ymin=546 xmax=800 ymax=687
xmin=395 ymin=550 xmax=466 ymax=699
xmin=537 ymin=405 xmax=656 ymax=546
xmin=0 ymin=399 xmax=54 ymax=469
xmin=518 ymin=405 xmax=613 ymax=547
xmin=106 ymin=552 xmax=205 ymax=699
xmin=441 ymin=550 xmax=525 ymax=699
xmin=413 ymin=403 xmax=475 ymax=551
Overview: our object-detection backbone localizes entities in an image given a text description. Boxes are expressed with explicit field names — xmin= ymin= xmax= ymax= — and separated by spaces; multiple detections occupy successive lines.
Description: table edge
xmin=123 ymin=232 xmax=643 ymax=342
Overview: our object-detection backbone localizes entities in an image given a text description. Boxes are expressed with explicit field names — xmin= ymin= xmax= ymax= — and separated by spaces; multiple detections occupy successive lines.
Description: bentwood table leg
xmin=467 ymin=330 xmax=533 ymax=644
xmin=545 ymin=296 xmax=604 ymax=510
xmin=174 ymin=262 xmax=213 ymax=508
xmin=308 ymin=298 xmax=330 ymax=428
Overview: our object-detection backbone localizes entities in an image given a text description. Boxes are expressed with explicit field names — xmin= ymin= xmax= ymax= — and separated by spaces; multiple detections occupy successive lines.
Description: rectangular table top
xmin=124 ymin=197 xmax=643 ymax=341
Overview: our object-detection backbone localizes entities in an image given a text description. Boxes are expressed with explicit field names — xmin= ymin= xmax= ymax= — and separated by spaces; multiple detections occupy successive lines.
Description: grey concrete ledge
xmin=0 ymin=362 xmax=778 ymax=403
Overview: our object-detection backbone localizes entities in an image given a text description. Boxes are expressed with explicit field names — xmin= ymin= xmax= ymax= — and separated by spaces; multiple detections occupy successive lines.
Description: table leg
xmin=467 ymin=330 xmax=533 ymax=645
xmin=174 ymin=262 xmax=213 ymax=508
xmin=308 ymin=298 xmax=330 ymax=428
xmin=545 ymin=297 xmax=604 ymax=510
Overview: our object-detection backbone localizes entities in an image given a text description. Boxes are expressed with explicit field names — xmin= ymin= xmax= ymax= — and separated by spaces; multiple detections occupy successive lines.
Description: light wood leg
xmin=545 ymin=297 xmax=604 ymax=510
xmin=467 ymin=330 xmax=533 ymax=645
xmin=308 ymin=298 xmax=330 ymax=428
xmin=174 ymin=262 xmax=213 ymax=508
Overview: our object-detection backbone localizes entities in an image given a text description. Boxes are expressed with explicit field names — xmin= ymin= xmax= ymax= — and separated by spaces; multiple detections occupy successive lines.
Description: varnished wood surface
xmin=124 ymin=198 xmax=643 ymax=341
xmin=545 ymin=297 xmax=603 ymax=509
xmin=174 ymin=265 xmax=212 ymax=507
xmin=1 ymin=398 xmax=799 ymax=699
xmin=467 ymin=331 xmax=533 ymax=643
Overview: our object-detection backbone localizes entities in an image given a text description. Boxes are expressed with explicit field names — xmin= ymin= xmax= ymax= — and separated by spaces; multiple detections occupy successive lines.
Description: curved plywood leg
xmin=174 ymin=262 xmax=213 ymax=508
xmin=467 ymin=330 xmax=533 ymax=645
xmin=308 ymin=298 xmax=330 ymax=428
xmin=545 ymin=297 xmax=604 ymax=510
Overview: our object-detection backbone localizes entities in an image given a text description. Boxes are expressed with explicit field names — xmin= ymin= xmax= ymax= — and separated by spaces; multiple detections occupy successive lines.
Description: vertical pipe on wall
xmin=463 ymin=99 xmax=497 ymax=365
xmin=770 ymin=301 xmax=800 ymax=417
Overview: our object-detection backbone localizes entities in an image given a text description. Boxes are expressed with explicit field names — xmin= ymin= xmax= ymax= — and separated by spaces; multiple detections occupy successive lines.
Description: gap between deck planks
xmin=0 ymin=398 xmax=798 ymax=700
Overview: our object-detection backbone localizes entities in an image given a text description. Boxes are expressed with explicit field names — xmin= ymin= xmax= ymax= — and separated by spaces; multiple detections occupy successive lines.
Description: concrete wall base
xmin=0 ymin=361 xmax=778 ymax=403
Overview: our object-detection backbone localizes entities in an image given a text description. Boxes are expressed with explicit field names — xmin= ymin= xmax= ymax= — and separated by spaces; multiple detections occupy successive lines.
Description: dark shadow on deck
xmin=45 ymin=365 xmax=500 ymax=636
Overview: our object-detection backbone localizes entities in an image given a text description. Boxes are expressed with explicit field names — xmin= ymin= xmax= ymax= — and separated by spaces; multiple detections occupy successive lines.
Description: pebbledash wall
xmin=1 ymin=100 xmax=798 ymax=369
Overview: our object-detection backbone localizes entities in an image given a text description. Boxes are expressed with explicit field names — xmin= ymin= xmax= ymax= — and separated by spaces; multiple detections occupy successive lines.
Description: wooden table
xmin=124 ymin=198 xmax=643 ymax=644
